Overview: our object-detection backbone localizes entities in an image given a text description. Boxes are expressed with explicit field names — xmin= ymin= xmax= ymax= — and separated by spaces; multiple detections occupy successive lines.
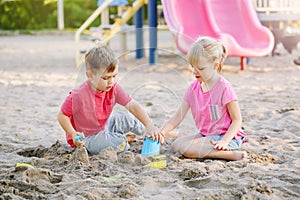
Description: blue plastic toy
xmin=97 ymin=0 xmax=128 ymax=7
xmin=75 ymin=136 xmax=83 ymax=141
xmin=141 ymin=137 xmax=160 ymax=156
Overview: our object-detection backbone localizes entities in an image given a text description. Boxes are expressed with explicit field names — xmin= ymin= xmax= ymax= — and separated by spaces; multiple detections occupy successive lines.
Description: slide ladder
xmin=75 ymin=0 xmax=146 ymax=66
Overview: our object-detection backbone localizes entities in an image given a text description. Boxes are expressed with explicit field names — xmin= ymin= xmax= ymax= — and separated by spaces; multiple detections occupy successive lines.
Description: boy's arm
xmin=124 ymin=99 xmax=160 ymax=139
xmin=125 ymin=99 xmax=152 ymax=127
xmin=57 ymin=111 xmax=84 ymax=147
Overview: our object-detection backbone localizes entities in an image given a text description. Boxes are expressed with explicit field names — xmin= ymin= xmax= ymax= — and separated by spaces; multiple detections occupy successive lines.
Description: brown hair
xmin=85 ymin=44 xmax=118 ymax=74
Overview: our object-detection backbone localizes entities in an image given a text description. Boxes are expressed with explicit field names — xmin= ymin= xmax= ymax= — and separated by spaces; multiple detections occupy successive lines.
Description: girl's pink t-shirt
xmin=184 ymin=77 xmax=246 ymax=139
xmin=61 ymin=80 xmax=131 ymax=144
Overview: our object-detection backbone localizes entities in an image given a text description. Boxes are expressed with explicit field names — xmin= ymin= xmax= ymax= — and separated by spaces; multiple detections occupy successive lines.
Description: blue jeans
xmin=84 ymin=112 xmax=145 ymax=155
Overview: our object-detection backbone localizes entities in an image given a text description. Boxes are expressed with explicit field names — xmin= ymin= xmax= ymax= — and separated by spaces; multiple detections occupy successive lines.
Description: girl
xmin=158 ymin=36 xmax=247 ymax=161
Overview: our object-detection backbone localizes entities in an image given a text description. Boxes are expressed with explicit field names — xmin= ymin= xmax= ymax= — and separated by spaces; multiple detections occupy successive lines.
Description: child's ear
xmin=214 ymin=62 xmax=220 ymax=69
xmin=86 ymin=71 xmax=92 ymax=78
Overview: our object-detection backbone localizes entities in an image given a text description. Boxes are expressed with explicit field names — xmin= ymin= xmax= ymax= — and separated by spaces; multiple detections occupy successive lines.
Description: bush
xmin=0 ymin=0 xmax=156 ymax=31
xmin=0 ymin=0 xmax=99 ymax=30
xmin=63 ymin=0 xmax=99 ymax=28
xmin=0 ymin=0 xmax=56 ymax=30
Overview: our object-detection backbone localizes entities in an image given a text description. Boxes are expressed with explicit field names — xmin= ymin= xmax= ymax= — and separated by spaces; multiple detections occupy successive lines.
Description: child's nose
xmin=192 ymin=68 xmax=198 ymax=75
xmin=108 ymin=77 xmax=115 ymax=84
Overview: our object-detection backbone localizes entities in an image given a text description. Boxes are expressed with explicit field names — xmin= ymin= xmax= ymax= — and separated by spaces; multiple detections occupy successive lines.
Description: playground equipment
xmin=97 ymin=0 xmax=128 ymax=26
xmin=253 ymin=0 xmax=300 ymax=56
xmin=161 ymin=0 xmax=275 ymax=70
xmin=75 ymin=0 xmax=158 ymax=67
xmin=94 ymin=0 xmax=130 ymax=60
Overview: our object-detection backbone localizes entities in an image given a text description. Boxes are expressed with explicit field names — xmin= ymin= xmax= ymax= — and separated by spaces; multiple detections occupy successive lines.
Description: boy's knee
xmin=113 ymin=112 xmax=135 ymax=123
xmin=110 ymin=112 xmax=123 ymax=121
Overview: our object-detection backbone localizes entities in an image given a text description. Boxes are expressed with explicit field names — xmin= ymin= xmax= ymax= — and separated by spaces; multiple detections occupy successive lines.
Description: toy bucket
xmin=141 ymin=137 xmax=160 ymax=156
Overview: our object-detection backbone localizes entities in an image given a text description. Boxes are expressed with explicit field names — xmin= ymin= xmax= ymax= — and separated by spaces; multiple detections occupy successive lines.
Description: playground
xmin=0 ymin=0 xmax=300 ymax=199
xmin=73 ymin=0 xmax=300 ymax=70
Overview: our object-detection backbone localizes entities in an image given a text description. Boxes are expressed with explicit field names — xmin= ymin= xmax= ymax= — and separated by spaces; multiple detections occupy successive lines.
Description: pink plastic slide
xmin=161 ymin=0 xmax=275 ymax=70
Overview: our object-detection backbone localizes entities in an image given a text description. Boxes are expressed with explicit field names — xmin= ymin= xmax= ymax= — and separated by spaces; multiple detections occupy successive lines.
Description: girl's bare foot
xmin=125 ymin=133 xmax=137 ymax=143
xmin=232 ymin=151 xmax=247 ymax=161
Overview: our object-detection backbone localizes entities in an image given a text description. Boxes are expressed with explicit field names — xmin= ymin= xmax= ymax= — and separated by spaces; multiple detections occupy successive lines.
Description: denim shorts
xmin=202 ymin=134 xmax=244 ymax=150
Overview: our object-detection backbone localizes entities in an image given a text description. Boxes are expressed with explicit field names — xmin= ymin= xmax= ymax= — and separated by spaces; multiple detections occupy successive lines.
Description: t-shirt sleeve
xmin=222 ymin=83 xmax=238 ymax=106
xmin=61 ymin=91 xmax=80 ymax=117
xmin=115 ymin=84 xmax=132 ymax=106
xmin=183 ymin=83 xmax=193 ymax=104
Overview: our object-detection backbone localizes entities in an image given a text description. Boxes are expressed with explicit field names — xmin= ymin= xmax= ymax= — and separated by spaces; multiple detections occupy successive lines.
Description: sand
xmin=0 ymin=31 xmax=299 ymax=199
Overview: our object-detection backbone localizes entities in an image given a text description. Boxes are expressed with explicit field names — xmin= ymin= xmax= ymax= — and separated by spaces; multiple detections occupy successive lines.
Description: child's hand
xmin=144 ymin=124 xmax=155 ymax=137
xmin=210 ymin=140 xmax=229 ymax=151
xmin=73 ymin=132 xmax=85 ymax=148
xmin=145 ymin=125 xmax=164 ymax=144
xmin=151 ymin=130 xmax=165 ymax=144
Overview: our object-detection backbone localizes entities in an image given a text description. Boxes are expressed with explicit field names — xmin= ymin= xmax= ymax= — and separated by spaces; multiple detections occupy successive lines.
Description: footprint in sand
xmin=276 ymin=107 xmax=296 ymax=114
xmin=184 ymin=176 xmax=212 ymax=188
xmin=15 ymin=165 xmax=63 ymax=184
xmin=180 ymin=166 xmax=212 ymax=188
xmin=17 ymin=146 xmax=49 ymax=158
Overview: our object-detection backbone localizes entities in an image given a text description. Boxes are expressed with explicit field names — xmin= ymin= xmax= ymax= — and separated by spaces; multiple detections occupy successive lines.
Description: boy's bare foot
xmin=125 ymin=133 xmax=137 ymax=143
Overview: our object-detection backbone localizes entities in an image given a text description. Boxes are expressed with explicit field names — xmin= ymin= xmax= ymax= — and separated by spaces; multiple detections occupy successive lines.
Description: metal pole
xmin=57 ymin=0 xmax=64 ymax=30
xmin=134 ymin=4 xmax=144 ymax=59
xmin=148 ymin=0 xmax=157 ymax=65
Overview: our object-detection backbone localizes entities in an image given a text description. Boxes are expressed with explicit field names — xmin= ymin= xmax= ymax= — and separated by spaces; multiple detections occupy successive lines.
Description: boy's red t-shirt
xmin=61 ymin=80 xmax=131 ymax=147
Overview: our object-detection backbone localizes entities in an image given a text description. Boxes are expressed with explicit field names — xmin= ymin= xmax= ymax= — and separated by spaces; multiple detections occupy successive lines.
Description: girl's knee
xmin=171 ymin=136 xmax=187 ymax=152
xmin=170 ymin=137 xmax=184 ymax=151
xmin=170 ymin=141 xmax=179 ymax=152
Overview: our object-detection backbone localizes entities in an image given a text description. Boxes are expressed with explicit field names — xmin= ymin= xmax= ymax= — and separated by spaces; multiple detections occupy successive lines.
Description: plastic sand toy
xmin=141 ymin=137 xmax=160 ymax=156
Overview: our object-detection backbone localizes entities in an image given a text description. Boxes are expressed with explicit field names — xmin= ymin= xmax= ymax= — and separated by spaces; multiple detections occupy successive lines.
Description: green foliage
xmin=0 ymin=0 xmax=57 ymax=30
xmin=0 ymin=0 xmax=99 ymax=30
xmin=63 ymin=0 xmax=99 ymax=28
xmin=0 ymin=0 xmax=153 ymax=31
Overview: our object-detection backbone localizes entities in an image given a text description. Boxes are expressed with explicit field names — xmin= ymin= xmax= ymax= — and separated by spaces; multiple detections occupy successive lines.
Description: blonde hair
xmin=187 ymin=36 xmax=227 ymax=72
xmin=85 ymin=44 xmax=118 ymax=74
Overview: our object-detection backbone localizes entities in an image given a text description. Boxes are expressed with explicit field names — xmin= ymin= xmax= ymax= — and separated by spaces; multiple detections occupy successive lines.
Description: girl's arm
xmin=213 ymin=100 xmax=242 ymax=150
xmin=159 ymin=101 xmax=190 ymax=136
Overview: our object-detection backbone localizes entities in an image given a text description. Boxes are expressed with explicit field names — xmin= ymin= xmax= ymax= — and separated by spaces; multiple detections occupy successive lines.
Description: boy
xmin=57 ymin=44 xmax=162 ymax=155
